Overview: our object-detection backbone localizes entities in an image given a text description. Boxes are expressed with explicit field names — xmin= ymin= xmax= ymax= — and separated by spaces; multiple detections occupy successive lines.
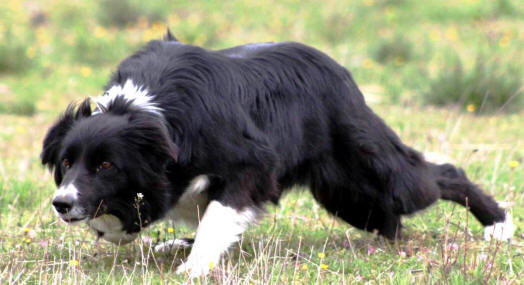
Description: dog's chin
xmin=87 ymin=214 xmax=138 ymax=245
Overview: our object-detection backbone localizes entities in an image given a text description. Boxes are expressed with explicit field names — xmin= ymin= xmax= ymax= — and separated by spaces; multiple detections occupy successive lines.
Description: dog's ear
xmin=75 ymin=98 xmax=92 ymax=118
xmin=125 ymin=113 xmax=179 ymax=169
xmin=41 ymin=99 xmax=92 ymax=182
xmin=163 ymin=29 xmax=178 ymax=42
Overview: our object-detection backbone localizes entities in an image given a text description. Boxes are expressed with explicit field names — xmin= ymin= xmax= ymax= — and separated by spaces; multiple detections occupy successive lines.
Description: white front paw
xmin=176 ymin=257 xmax=215 ymax=277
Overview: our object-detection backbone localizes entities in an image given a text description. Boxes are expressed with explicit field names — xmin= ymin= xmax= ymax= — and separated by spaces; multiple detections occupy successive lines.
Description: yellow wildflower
xmin=446 ymin=27 xmax=458 ymax=42
xmin=152 ymin=22 xmax=164 ymax=33
xmin=26 ymin=47 xmax=36 ymax=59
xmin=70 ymin=259 xmax=79 ymax=267
xmin=94 ymin=26 xmax=107 ymax=38
xmin=36 ymin=27 xmax=50 ymax=45
xmin=466 ymin=104 xmax=476 ymax=112
xmin=24 ymin=227 xmax=30 ymax=233
xmin=80 ymin=66 xmax=92 ymax=77
xmin=499 ymin=35 xmax=511 ymax=47
xmin=209 ymin=261 xmax=214 ymax=269
xmin=363 ymin=58 xmax=373 ymax=69
xmin=318 ymin=252 xmax=325 ymax=259
xmin=301 ymin=264 xmax=308 ymax=270
xmin=429 ymin=30 xmax=440 ymax=42
xmin=509 ymin=160 xmax=519 ymax=169
xmin=320 ymin=263 xmax=328 ymax=270
xmin=167 ymin=227 xmax=174 ymax=233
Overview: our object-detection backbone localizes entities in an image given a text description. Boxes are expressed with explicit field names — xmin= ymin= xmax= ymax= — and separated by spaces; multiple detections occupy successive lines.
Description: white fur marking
xmin=168 ymin=175 xmax=210 ymax=227
xmin=87 ymin=214 xmax=138 ymax=244
xmin=54 ymin=183 xmax=78 ymax=200
xmin=176 ymin=201 xmax=257 ymax=277
xmin=53 ymin=183 xmax=86 ymax=222
xmin=92 ymin=79 xmax=162 ymax=115
xmin=154 ymin=239 xmax=193 ymax=253
xmin=484 ymin=212 xmax=515 ymax=241
xmin=188 ymin=175 xmax=210 ymax=194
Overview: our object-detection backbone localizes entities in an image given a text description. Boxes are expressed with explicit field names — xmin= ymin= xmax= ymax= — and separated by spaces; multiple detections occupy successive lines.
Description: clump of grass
xmin=0 ymin=5 xmax=34 ymax=74
xmin=0 ymin=88 xmax=36 ymax=116
xmin=0 ymin=100 xmax=36 ymax=116
xmin=373 ymin=36 xmax=413 ymax=65
xmin=0 ymin=30 xmax=33 ymax=74
xmin=492 ymin=0 xmax=517 ymax=17
xmin=97 ymin=0 xmax=139 ymax=28
xmin=97 ymin=0 xmax=170 ymax=28
xmin=318 ymin=11 xmax=354 ymax=45
xmin=375 ymin=0 xmax=407 ymax=7
xmin=0 ymin=76 xmax=43 ymax=116
xmin=425 ymin=53 xmax=523 ymax=114
xmin=73 ymin=28 xmax=128 ymax=65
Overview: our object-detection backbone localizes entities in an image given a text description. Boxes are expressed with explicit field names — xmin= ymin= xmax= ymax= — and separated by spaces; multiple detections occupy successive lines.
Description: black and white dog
xmin=42 ymin=32 xmax=514 ymax=276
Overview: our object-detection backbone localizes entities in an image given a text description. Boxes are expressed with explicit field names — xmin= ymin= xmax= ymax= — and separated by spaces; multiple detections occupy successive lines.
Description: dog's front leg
xmin=175 ymin=200 xmax=257 ymax=277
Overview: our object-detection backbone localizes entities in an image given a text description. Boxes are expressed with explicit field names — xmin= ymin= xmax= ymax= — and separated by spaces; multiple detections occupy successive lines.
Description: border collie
xmin=42 ymin=31 xmax=514 ymax=277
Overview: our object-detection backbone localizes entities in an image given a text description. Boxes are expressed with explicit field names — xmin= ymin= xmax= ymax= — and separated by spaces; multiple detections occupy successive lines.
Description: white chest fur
xmin=167 ymin=175 xmax=210 ymax=227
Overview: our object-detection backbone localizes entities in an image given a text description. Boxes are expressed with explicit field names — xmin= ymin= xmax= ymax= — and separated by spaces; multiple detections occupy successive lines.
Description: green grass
xmin=373 ymin=35 xmax=414 ymax=65
xmin=425 ymin=52 xmax=524 ymax=114
xmin=0 ymin=0 xmax=523 ymax=283
xmin=1 ymin=106 xmax=522 ymax=284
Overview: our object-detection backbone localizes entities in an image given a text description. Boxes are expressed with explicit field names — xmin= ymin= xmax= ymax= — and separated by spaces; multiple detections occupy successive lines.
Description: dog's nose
xmin=52 ymin=195 xmax=74 ymax=214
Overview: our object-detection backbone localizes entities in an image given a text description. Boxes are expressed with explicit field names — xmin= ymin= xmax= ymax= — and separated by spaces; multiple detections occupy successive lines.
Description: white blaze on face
xmin=54 ymin=183 xmax=78 ymax=200
xmin=92 ymin=79 xmax=162 ymax=116
xmin=53 ymin=183 xmax=85 ymax=222
xmin=176 ymin=201 xmax=258 ymax=277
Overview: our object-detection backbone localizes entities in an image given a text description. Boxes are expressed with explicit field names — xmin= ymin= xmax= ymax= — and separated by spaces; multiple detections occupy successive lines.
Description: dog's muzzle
xmin=52 ymin=183 xmax=87 ymax=223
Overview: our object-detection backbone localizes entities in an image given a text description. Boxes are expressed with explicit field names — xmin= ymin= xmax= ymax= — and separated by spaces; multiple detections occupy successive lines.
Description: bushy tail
xmin=429 ymin=163 xmax=505 ymax=226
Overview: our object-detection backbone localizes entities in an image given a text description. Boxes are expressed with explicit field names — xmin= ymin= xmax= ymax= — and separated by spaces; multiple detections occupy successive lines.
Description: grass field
xmin=1 ymin=0 xmax=523 ymax=284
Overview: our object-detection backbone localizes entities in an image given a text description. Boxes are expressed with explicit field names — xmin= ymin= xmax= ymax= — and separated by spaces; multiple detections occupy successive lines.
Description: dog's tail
xmin=429 ymin=162 xmax=514 ymax=240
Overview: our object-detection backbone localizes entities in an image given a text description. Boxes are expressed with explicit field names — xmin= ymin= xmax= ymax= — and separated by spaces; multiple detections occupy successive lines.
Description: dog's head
xmin=41 ymin=98 xmax=178 ymax=243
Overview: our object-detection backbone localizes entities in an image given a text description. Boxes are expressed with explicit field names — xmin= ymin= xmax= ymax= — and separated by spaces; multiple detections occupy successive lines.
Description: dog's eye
xmin=98 ymin=161 xmax=112 ymax=171
xmin=62 ymin=159 xmax=71 ymax=169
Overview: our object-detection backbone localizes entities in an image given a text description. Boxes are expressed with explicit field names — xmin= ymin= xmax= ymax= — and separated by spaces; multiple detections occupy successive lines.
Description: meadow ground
xmin=0 ymin=0 xmax=523 ymax=284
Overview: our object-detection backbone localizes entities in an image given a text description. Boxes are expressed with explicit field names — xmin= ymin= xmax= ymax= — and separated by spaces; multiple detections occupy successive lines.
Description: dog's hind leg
xmin=431 ymin=163 xmax=515 ymax=240
xmin=339 ymin=201 xmax=402 ymax=239
xmin=307 ymin=155 xmax=404 ymax=239
xmin=311 ymin=187 xmax=403 ymax=239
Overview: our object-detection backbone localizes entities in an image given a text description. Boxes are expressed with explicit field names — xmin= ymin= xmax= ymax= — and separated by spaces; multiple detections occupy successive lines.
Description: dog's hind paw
xmin=483 ymin=212 xmax=515 ymax=241
xmin=154 ymin=238 xmax=194 ymax=253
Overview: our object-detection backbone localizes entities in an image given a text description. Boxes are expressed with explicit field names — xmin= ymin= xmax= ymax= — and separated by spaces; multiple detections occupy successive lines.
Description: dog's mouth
xmin=67 ymin=217 xmax=84 ymax=222
xmin=59 ymin=216 xmax=88 ymax=224
xmin=54 ymin=206 xmax=88 ymax=225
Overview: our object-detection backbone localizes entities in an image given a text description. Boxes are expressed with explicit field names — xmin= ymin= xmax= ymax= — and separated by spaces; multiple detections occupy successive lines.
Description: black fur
xmin=42 ymin=35 xmax=506 ymax=239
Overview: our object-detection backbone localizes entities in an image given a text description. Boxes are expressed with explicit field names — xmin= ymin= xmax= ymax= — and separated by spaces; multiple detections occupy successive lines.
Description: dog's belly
xmin=167 ymin=175 xmax=210 ymax=227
